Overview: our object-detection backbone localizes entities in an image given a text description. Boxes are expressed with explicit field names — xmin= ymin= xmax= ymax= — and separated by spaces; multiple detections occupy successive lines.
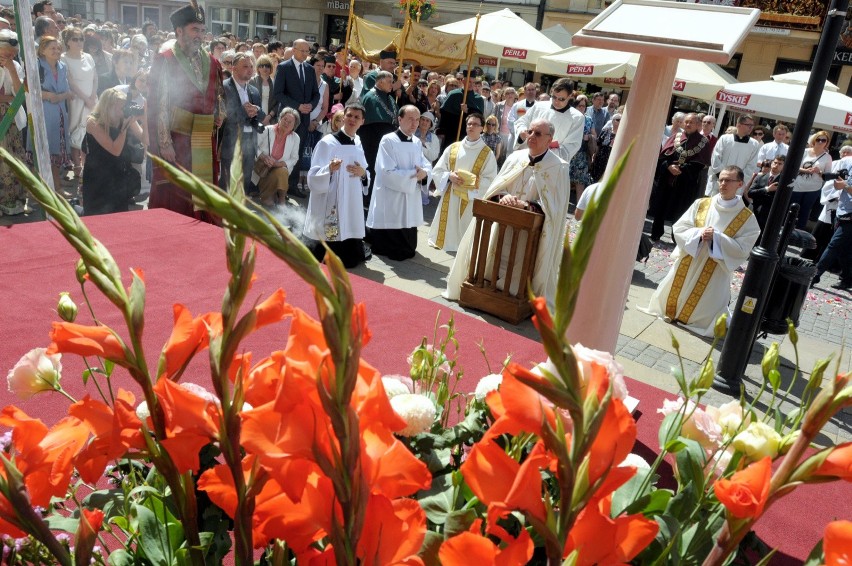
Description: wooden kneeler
xmin=459 ymin=199 xmax=544 ymax=324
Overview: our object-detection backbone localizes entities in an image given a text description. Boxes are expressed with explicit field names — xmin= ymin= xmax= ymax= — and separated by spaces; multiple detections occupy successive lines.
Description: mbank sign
xmin=716 ymin=90 xmax=750 ymax=106
xmin=566 ymin=64 xmax=594 ymax=75
xmin=502 ymin=47 xmax=527 ymax=59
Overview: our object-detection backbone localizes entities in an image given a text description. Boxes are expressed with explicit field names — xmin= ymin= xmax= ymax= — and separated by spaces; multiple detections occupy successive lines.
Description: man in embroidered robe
xmin=428 ymin=113 xmax=498 ymax=252
xmin=366 ymin=105 xmax=432 ymax=261
xmin=641 ymin=166 xmax=760 ymax=337
xmin=705 ymin=114 xmax=761 ymax=197
xmin=444 ymin=118 xmax=571 ymax=306
xmin=648 ymin=112 xmax=712 ymax=242
xmin=304 ymin=102 xmax=370 ymax=268
xmin=148 ymin=0 xmax=224 ymax=219
xmin=512 ymin=78 xmax=585 ymax=165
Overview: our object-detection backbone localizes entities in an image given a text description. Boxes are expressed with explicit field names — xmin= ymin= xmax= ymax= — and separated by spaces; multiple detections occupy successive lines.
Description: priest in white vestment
xmin=705 ymin=115 xmax=761 ymax=197
xmin=642 ymin=165 xmax=760 ymax=337
xmin=304 ymin=103 xmax=371 ymax=268
xmin=444 ymin=118 xmax=571 ymax=306
xmin=366 ymin=105 xmax=432 ymax=261
xmin=512 ymin=78 xmax=584 ymax=165
xmin=428 ymin=113 xmax=498 ymax=252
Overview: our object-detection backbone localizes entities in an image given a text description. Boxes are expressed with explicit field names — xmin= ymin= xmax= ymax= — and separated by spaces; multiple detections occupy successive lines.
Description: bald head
xmin=292 ymin=39 xmax=310 ymax=62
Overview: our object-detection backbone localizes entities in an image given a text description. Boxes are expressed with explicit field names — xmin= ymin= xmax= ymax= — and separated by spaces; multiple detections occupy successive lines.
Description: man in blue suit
xmin=272 ymin=38 xmax=320 ymax=197
xmin=220 ymin=52 xmax=263 ymax=194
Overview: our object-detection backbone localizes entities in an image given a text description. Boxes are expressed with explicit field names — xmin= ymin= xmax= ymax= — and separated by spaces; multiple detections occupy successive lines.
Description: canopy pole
xmin=397 ymin=2 xmax=412 ymax=85
xmin=455 ymin=12 xmax=481 ymax=143
xmin=341 ymin=0 xmax=355 ymax=82
xmin=494 ymin=55 xmax=501 ymax=83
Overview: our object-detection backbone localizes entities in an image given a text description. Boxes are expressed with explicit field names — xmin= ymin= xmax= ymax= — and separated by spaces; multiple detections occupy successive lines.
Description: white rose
xmin=390 ymin=394 xmax=436 ymax=437
xmin=731 ymin=421 xmax=781 ymax=460
xmin=474 ymin=373 xmax=502 ymax=400
xmin=7 ymin=348 xmax=62 ymax=400
xmin=681 ymin=406 xmax=722 ymax=451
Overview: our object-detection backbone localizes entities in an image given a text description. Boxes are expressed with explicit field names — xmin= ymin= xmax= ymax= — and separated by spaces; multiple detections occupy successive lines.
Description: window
xmin=67 ymin=0 xmax=87 ymax=18
xmin=121 ymin=4 xmax=138 ymax=27
xmin=142 ymin=6 xmax=160 ymax=29
xmin=255 ymin=11 xmax=275 ymax=39
xmin=210 ymin=7 xmax=233 ymax=36
xmin=237 ymin=9 xmax=250 ymax=41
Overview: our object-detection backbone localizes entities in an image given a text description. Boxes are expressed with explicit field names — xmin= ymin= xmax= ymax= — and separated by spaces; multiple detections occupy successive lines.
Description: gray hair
xmin=375 ymin=70 xmax=394 ymax=82
xmin=671 ymin=112 xmax=686 ymax=123
xmin=530 ymin=118 xmax=555 ymax=137
xmin=130 ymin=34 xmax=147 ymax=49
xmin=34 ymin=16 xmax=54 ymax=37
xmin=232 ymin=52 xmax=252 ymax=66
xmin=279 ymin=106 xmax=301 ymax=129
xmin=839 ymin=145 xmax=852 ymax=157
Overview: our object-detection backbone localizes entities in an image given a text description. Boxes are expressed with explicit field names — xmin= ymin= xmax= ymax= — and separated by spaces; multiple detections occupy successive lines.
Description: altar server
xmin=512 ymin=78 xmax=584 ymax=165
xmin=428 ymin=113 xmax=498 ymax=252
xmin=366 ymin=105 xmax=432 ymax=261
xmin=304 ymin=102 xmax=371 ymax=268
xmin=641 ymin=166 xmax=760 ymax=337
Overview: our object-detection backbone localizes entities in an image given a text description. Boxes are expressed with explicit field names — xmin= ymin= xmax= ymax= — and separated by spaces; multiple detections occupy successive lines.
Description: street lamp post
xmin=714 ymin=0 xmax=851 ymax=394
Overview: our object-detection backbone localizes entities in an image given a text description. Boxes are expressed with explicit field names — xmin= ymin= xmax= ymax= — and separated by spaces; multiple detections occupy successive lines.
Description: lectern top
xmin=572 ymin=0 xmax=759 ymax=64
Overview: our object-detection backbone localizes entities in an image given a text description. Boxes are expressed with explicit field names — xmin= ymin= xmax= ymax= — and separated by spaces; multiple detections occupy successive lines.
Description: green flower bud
xmin=56 ymin=292 xmax=78 ymax=323
xmin=75 ymin=259 xmax=88 ymax=285
xmin=787 ymin=319 xmax=798 ymax=345
xmin=695 ymin=358 xmax=715 ymax=390
xmin=714 ymin=314 xmax=728 ymax=340
xmin=671 ymin=333 xmax=680 ymax=350
xmin=761 ymin=343 xmax=780 ymax=380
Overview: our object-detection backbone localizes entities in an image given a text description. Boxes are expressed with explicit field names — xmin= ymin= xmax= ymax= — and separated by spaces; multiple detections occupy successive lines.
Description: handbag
xmin=585 ymin=131 xmax=598 ymax=159
xmin=253 ymin=157 xmax=272 ymax=179
xmin=70 ymin=124 xmax=86 ymax=150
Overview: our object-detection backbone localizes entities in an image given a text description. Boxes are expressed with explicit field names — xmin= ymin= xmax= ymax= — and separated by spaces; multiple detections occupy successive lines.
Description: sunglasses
xmin=69 ymin=37 xmax=83 ymax=42
xmin=258 ymin=63 xmax=272 ymax=68
xmin=552 ymin=95 xmax=569 ymax=102
xmin=816 ymin=137 xmax=828 ymax=143
xmin=754 ymin=131 xmax=764 ymax=136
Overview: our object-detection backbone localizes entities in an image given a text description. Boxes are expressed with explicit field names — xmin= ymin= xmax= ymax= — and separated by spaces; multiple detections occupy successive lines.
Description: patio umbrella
xmin=541 ymin=24 xmax=574 ymax=49
xmin=715 ymin=78 xmax=852 ymax=133
xmin=435 ymin=8 xmax=560 ymax=74
xmin=769 ymin=70 xmax=839 ymax=92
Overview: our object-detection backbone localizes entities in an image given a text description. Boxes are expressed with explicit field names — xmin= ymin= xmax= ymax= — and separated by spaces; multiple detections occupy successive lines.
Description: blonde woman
xmin=249 ymin=54 xmax=275 ymax=125
xmin=82 ymin=87 xmax=144 ymax=215
xmin=790 ymin=130 xmax=833 ymax=228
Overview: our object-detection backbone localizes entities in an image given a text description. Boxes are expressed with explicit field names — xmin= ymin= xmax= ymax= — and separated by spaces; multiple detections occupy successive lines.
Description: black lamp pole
xmin=714 ymin=0 xmax=850 ymax=393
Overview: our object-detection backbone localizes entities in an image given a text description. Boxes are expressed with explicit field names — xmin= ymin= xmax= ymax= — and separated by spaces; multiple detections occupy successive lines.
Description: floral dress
xmin=569 ymin=114 xmax=593 ymax=187
xmin=0 ymin=63 xmax=28 ymax=214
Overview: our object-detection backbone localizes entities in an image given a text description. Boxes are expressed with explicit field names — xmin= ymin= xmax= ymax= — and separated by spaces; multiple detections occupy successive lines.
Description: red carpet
xmin=1 ymin=209 xmax=848 ymax=562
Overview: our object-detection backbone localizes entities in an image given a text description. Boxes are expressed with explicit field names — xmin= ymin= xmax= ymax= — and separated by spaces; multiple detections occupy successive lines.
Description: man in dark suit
xmin=220 ymin=52 xmax=262 ymax=193
xmin=272 ymin=38 xmax=320 ymax=197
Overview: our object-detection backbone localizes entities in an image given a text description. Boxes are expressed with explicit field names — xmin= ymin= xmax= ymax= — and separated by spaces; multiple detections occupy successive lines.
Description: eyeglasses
xmin=258 ymin=63 xmax=272 ymax=68
xmin=816 ymin=137 xmax=828 ymax=143
xmin=754 ymin=131 xmax=764 ymax=136
xmin=719 ymin=178 xmax=741 ymax=184
xmin=741 ymin=122 xmax=754 ymax=128
xmin=527 ymin=129 xmax=551 ymax=137
xmin=69 ymin=37 xmax=83 ymax=42
xmin=702 ymin=120 xmax=714 ymax=124
xmin=552 ymin=95 xmax=569 ymax=103
xmin=613 ymin=118 xmax=621 ymax=121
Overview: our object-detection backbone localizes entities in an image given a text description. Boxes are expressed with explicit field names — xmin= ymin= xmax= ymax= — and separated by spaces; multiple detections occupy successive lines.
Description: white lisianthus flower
xmin=390 ymin=394 xmax=436 ymax=437
xmin=574 ymin=343 xmax=629 ymax=400
xmin=705 ymin=448 xmax=734 ymax=478
xmin=474 ymin=373 xmax=503 ymax=400
xmin=136 ymin=401 xmax=151 ymax=422
xmin=732 ymin=421 xmax=782 ymax=460
xmin=657 ymin=397 xmax=722 ymax=452
xmin=382 ymin=376 xmax=411 ymax=399
xmin=7 ymin=348 xmax=63 ymax=400
xmin=706 ymin=400 xmax=749 ymax=439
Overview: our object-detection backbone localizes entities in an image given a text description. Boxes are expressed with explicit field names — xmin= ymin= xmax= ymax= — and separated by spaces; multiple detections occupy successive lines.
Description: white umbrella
xmin=715 ymin=79 xmax=852 ymax=133
xmin=541 ymin=24 xmax=574 ymax=49
xmin=769 ymin=71 xmax=839 ymax=92
xmin=536 ymin=46 xmax=736 ymax=102
xmin=435 ymin=9 xmax=561 ymax=73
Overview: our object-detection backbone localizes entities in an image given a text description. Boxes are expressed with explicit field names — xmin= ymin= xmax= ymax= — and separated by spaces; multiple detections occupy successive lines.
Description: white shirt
xmin=757 ymin=140 xmax=789 ymax=164
xmin=234 ymin=80 xmax=253 ymax=133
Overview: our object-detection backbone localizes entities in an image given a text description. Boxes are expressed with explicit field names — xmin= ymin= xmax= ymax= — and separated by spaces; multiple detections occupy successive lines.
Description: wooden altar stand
xmin=459 ymin=199 xmax=544 ymax=324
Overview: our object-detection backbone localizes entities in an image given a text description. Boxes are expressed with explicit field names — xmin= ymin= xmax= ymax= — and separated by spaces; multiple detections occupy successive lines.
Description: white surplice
xmin=304 ymin=134 xmax=370 ymax=242
xmin=641 ymin=195 xmax=760 ymax=337
xmin=512 ymin=102 xmax=585 ymax=164
xmin=427 ymin=137 xmax=498 ymax=252
xmin=444 ymin=149 xmax=571 ymax=305
xmin=367 ymin=133 xmax=432 ymax=229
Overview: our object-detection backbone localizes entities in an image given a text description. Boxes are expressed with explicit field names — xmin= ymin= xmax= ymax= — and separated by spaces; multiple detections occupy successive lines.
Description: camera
xmin=123 ymin=101 xmax=144 ymax=119
xmin=249 ymin=115 xmax=265 ymax=134
xmin=823 ymin=169 xmax=849 ymax=181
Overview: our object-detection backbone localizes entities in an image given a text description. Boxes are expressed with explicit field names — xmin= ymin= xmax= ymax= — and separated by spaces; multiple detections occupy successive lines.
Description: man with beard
xmin=148 ymin=0 xmax=224 ymax=219
xmin=360 ymin=70 xmax=398 ymax=209
xmin=304 ymin=102 xmax=371 ymax=268
xmin=366 ymin=105 xmax=432 ymax=261
xmin=648 ymin=112 xmax=712 ymax=242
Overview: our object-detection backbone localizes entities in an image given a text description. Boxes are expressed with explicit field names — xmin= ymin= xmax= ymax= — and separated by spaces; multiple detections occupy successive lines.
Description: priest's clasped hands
xmin=329 ymin=158 xmax=366 ymax=178
xmin=701 ymin=226 xmax=715 ymax=242
xmin=499 ymin=194 xmax=529 ymax=210
xmin=410 ymin=166 xmax=428 ymax=181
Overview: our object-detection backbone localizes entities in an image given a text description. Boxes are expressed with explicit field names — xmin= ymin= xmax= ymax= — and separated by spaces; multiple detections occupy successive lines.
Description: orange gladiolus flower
xmin=484 ymin=371 xmax=555 ymax=440
xmin=361 ymin=423 xmax=431 ymax=499
xmin=0 ymin=407 xmax=89 ymax=507
xmin=713 ymin=456 xmax=772 ymax=519
xmin=565 ymin=493 xmax=658 ymax=565
xmin=586 ymin=398 xmax=637 ymax=488
xmin=253 ymin=288 xmax=291 ymax=330
xmin=816 ymin=442 xmax=852 ymax=481
xmin=824 ymin=520 xmax=852 ymax=566
xmin=69 ymin=390 xmax=145 ymax=483
xmin=152 ymin=378 xmax=221 ymax=473
xmin=439 ymin=520 xmax=534 ymax=566
xmin=461 ymin=439 xmax=547 ymax=526
xmin=74 ymin=508 xmax=104 ymax=566
xmin=47 ymin=322 xmax=127 ymax=363
xmin=531 ymin=297 xmax=553 ymax=331
xmin=159 ymin=304 xmax=223 ymax=379
xmin=358 ymin=495 xmax=426 ymax=565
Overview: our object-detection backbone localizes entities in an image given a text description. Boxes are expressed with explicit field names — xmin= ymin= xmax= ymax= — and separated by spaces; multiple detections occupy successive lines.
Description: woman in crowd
xmin=438 ymin=78 xmax=458 ymax=105
xmin=481 ymin=115 xmax=504 ymax=167
xmin=62 ymin=27 xmax=98 ymax=184
xmin=416 ymin=110 xmax=440 ymax=205
xmin=493 ymin=86 xmax=516 ymax=153
xmin=790 ymin=130 xmax=833 ymax=229
xmin=590 ymin=112 xmax=621 ymax=183
xmin=343 ymin=59 xmax=363 ymax=104
xmin=423 ymin=79 xmax=441 ymax=120
xmin=569 ymin=94 xmax=595 ymax=204
xmin=320 ymin=109 xmax=344 ymax=136
xmin=0 ymin=30 xmax=27 ymax=215
xmin=81 ymin=87 xmax=144 ymax=215
xmin=220 ymin=51 xmax=235 ymax=80
xmin=98 ymin=49 xmax=136 ymax=93
xmin=33 ymin=36 xmax=73 ymax=192
xmin=84 ymin=34 xmax=112 ymax=78
xmin=249 ymin=54 xmax=275 ymax=126
xmin=129 ymin=34 xmax=149 ymax=69
xmin=252 ymin=43 xmax=267 ymax=61
xmin=115 ymin=68 xmax=149 ymax=192
xmin=253 ymin=107 xmax=300 ymax=207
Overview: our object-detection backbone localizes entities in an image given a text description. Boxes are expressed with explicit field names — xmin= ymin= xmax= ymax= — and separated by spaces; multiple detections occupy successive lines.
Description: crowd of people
xmin=3 ymin=0 xmax=852 ymax=328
